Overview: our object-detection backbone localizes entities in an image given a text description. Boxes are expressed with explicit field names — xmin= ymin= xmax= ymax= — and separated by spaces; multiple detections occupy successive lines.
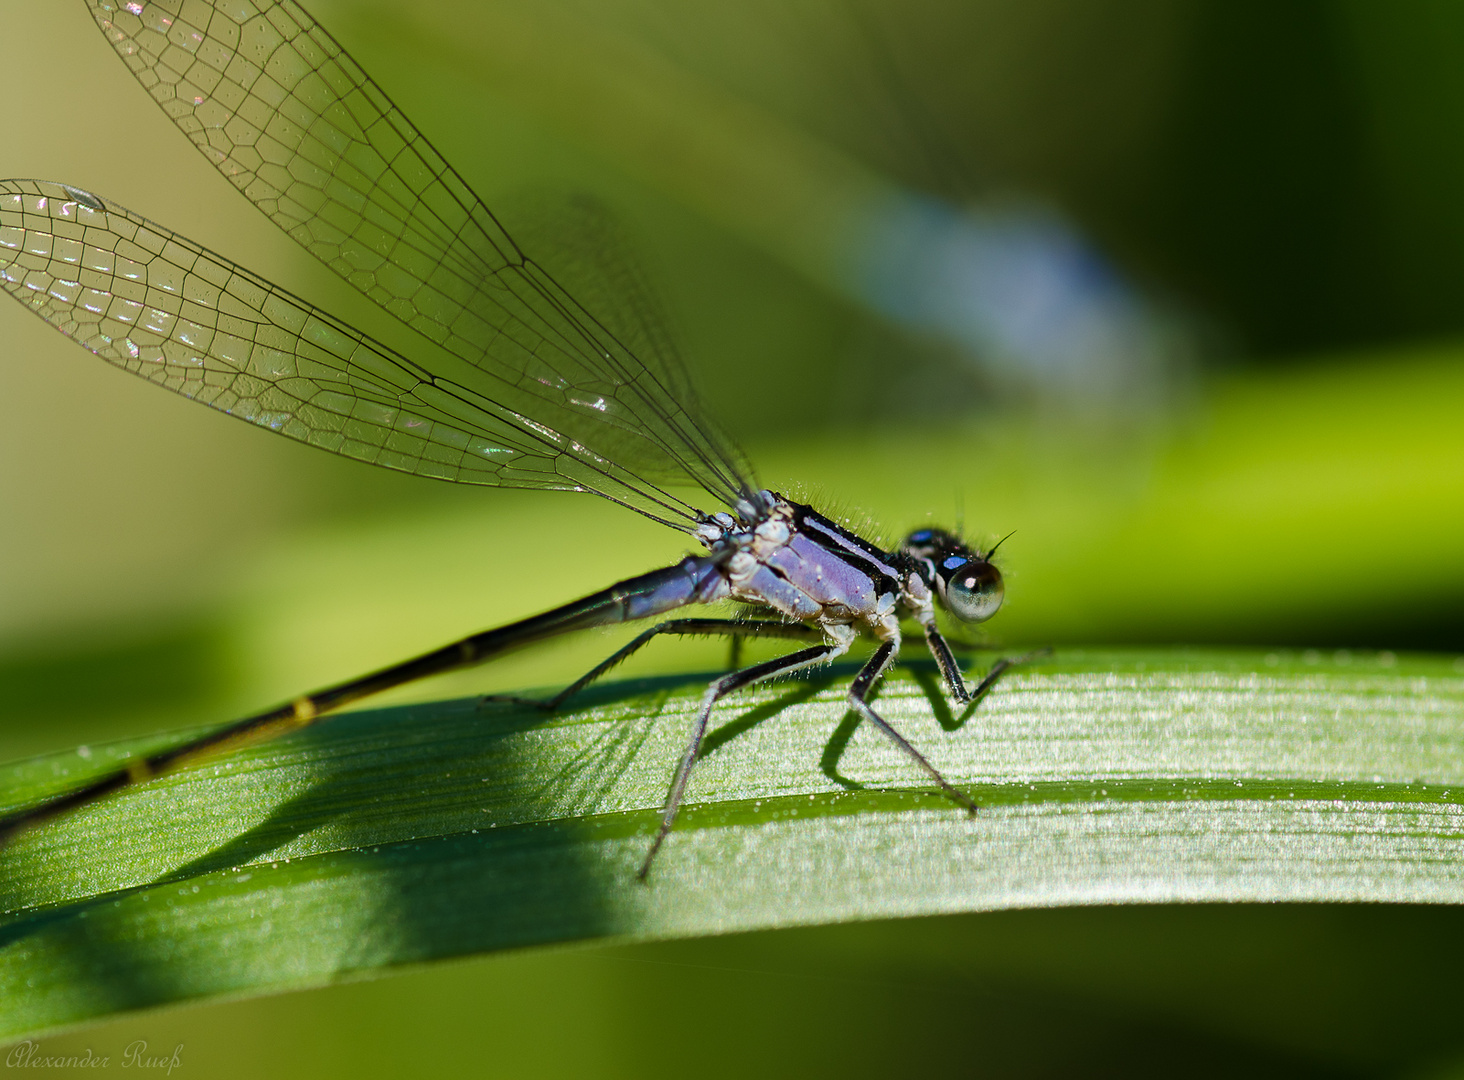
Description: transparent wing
xmin=505 ymin=192 xmax=706 ymax=431
xmin=85 ymin=0 xmax=755 ymax=511
xmin=0 ymin=179 xmax=704 ymax=528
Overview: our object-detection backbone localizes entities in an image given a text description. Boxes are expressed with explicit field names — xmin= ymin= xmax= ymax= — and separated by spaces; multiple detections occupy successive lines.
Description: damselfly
xmin=0 ymin=0 xmax=1024 ymax=877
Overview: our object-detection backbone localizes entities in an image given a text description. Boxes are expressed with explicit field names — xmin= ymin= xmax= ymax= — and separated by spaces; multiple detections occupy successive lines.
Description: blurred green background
xmin=4 ymin=0 xmax=1464 ymax=1075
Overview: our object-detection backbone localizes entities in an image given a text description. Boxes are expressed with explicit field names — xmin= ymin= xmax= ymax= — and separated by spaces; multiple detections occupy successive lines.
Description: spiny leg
xmin=923 ymin=624 xmax=976 ymax=704
xmin=965 ymin=651 xmax=1040 ymax=701
xmin=484 ymin=619 xmax=821 ymax=712
xmin=849 ymin=640 xmax=979 ymax=814
xmin=639 ymin=640 xmax=847 ymax=880
xmin=921 ymin=623 xmax=1049 ymax=705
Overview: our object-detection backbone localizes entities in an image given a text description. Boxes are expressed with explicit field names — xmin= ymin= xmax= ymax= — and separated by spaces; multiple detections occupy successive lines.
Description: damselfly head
xmin=901 ymin=528 xmax=1005 ymax=624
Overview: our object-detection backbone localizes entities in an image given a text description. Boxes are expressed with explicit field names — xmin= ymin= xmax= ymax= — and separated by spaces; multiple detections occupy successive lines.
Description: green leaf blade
xmin=3 ymin=646 xmax=1464 ymax=1038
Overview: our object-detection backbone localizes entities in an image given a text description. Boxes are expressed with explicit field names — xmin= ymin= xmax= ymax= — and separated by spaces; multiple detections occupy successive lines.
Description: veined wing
xmin=0 ymin=178 xmax=702 ymax=529
xmin=85 ymin=0 xmax=755 ymax=510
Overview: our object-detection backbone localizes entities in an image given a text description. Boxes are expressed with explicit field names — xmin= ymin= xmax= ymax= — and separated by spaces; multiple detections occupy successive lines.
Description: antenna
xmin=986 ymin=530 xmax=1016 ymax=561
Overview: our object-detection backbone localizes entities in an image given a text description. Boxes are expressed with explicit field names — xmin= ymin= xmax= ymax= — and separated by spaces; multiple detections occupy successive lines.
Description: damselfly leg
xmin=480 ymin=618 xmax=823 ymax=711
xmin=638 ymin=641 xmax=849 ymax=879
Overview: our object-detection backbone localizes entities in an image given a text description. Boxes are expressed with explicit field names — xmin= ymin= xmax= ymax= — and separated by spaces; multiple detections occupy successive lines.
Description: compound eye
xmin=941 ymin=559 xmax=1004 ymax=623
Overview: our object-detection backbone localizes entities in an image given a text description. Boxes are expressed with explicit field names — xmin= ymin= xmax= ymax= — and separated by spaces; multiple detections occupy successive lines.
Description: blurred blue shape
xmin=851 ymin=191 xmax=1178 ymax=409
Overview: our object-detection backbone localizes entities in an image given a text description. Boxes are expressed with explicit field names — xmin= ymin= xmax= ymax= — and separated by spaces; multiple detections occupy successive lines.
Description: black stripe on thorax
xmin=790 ymin=504 xmax=904 ymax=592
